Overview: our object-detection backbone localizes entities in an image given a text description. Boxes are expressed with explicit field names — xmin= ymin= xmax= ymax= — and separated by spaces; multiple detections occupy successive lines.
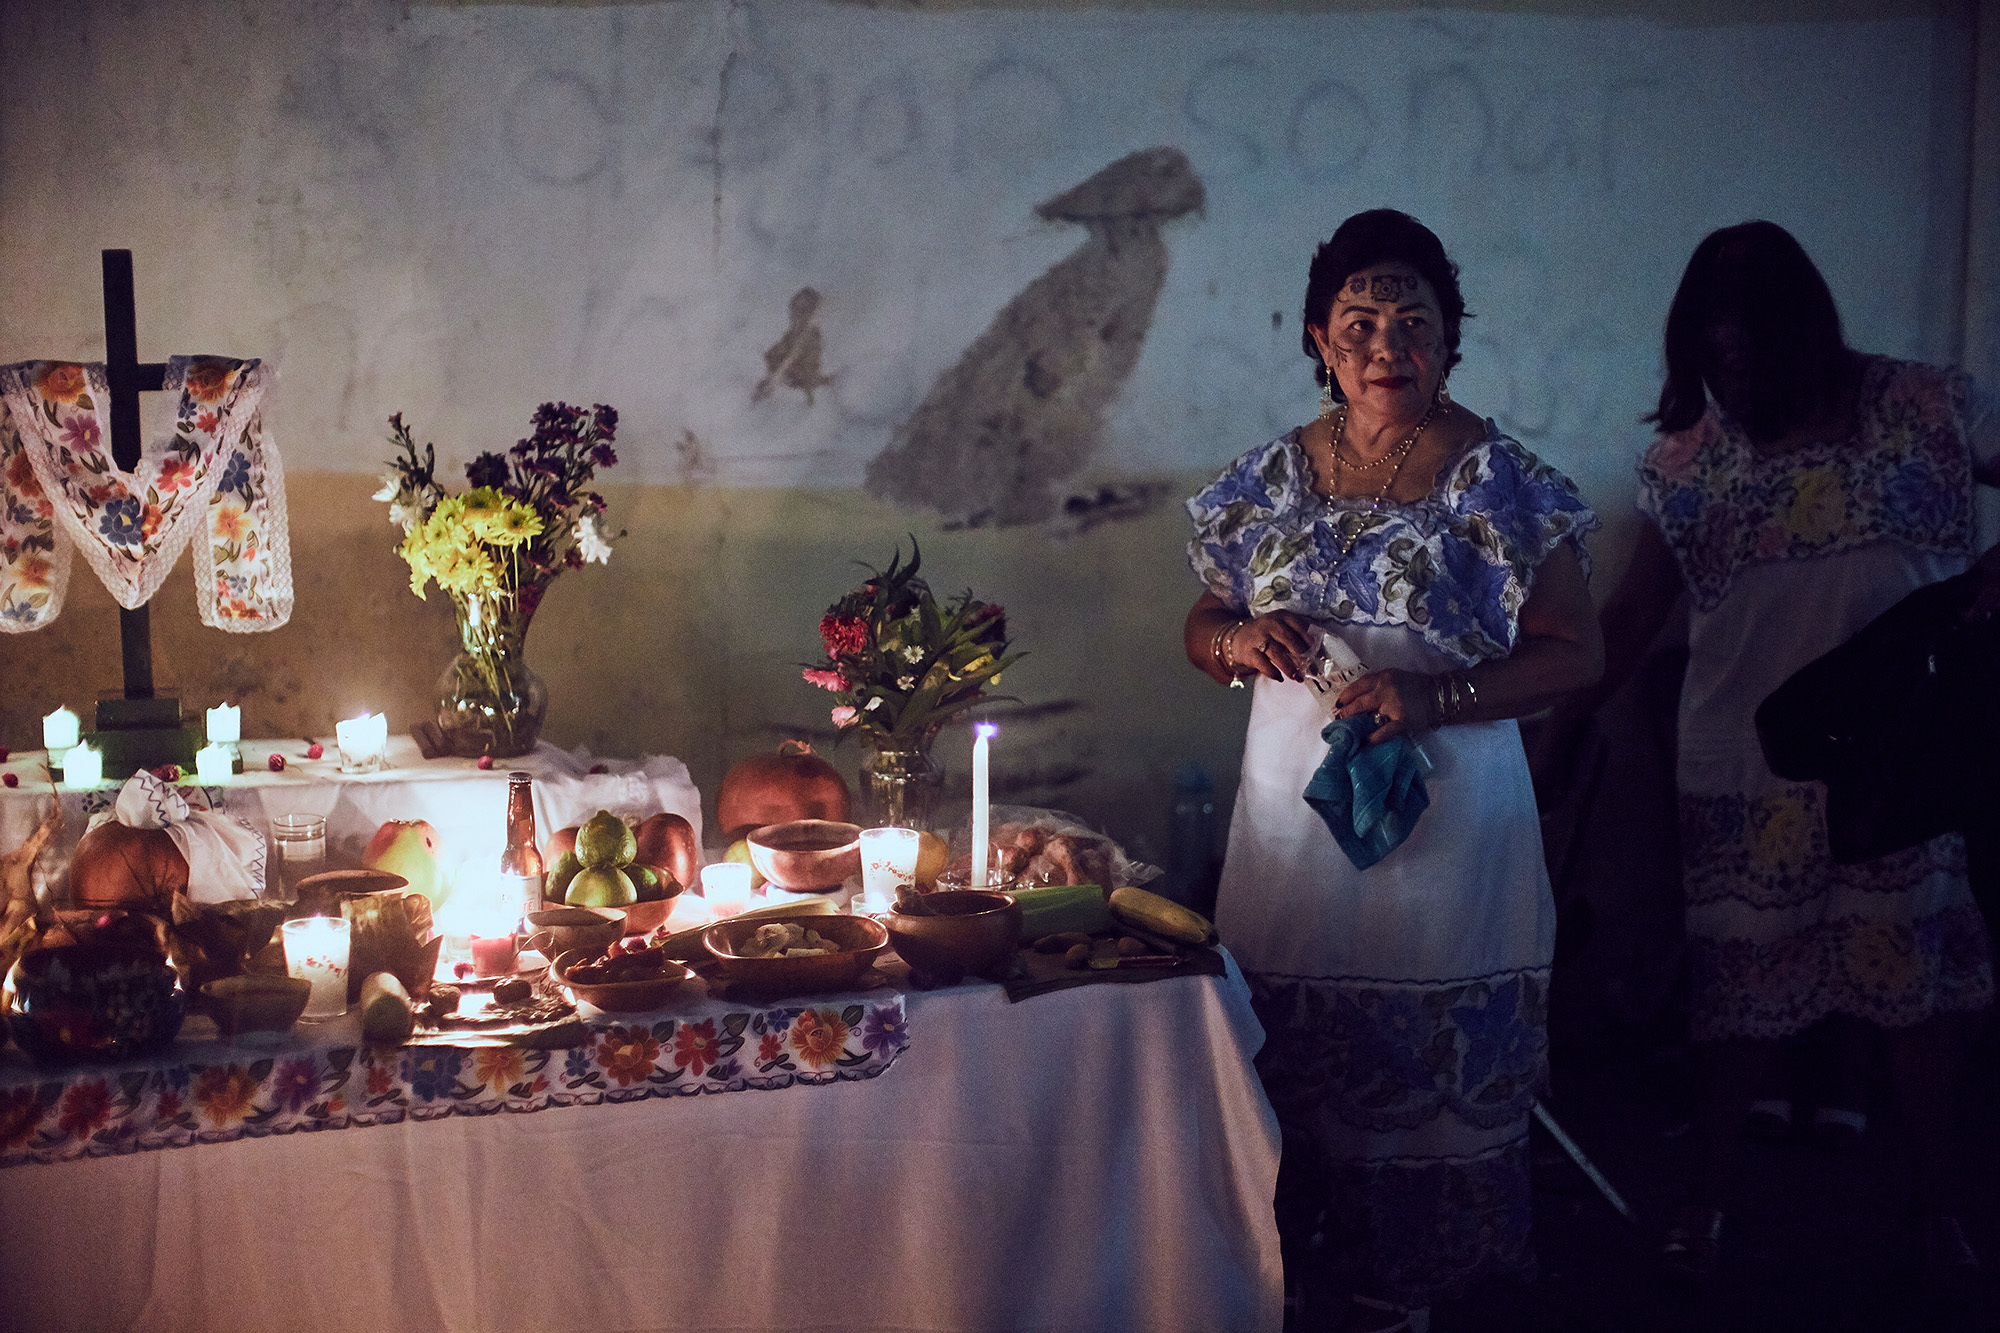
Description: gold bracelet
xmin=1210 ymin=617 xmax=1248 ymax=687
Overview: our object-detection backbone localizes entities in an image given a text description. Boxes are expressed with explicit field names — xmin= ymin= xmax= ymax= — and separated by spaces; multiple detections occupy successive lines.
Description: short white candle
xmin=62 ymin=741 xmax=102 ymax=789
xmin=335 ymin=712 xmax=388 ymax=774
xmin=282 ymin=916 xmax=351 ymax=1019
xmin=860 ymin=826 xmax=921 ymax=911
xmin=701 ymin=861 xmax=754 ymax=916
xmin=971 ymin=722 xmax=996 ymax=888
xmin=43 ymin=706 xmax=80 ymax=755
xmin=205 ymin=702 xmax=241 ymax=745
xmin=194 ymin=743 xmax=233 ymax=785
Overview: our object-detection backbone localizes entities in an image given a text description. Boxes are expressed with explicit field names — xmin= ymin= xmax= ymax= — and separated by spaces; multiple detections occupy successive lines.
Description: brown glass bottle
xmin=497 ymin=770 xmax=544 ymax=926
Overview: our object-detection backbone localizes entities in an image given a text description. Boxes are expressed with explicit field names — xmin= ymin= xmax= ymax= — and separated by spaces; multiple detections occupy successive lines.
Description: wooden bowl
xmin=701 ymin=912 xmax=887 ymax=998
xmin=550 ymin=949 xmax=697 ymax=1015
xmin=525 ymin=906 xmax=627 ymax=960
xmin=293 ymin=868 xmax=409 ymax=917
xmin=618 ymin=898 xmax=676 ymax=937
xmin=745 ymin=820 xmax=862 ymax=891
xmin=886 ymin=890 xmax=1022 ymax=979
xmin=201 ymin=974 xmax=313 ymax=1038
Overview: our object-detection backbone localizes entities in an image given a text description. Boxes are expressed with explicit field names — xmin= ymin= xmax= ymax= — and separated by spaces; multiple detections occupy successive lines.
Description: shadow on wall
xmin=866 ymin=147 xmax=1205 ymax=528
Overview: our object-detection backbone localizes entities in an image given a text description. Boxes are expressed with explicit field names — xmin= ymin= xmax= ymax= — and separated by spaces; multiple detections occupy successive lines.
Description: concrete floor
xmin=1423 ymin=1036 xmax=2000 ymax=1333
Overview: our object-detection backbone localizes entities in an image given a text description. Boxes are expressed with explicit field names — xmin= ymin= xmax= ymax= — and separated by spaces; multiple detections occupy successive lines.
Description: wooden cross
xmin=101 ymin=248 xmax=165 ymax=700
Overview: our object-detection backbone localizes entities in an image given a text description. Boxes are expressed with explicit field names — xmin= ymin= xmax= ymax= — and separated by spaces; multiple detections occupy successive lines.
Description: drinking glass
xmin=270 ymin=814 xmax=327 ymax=899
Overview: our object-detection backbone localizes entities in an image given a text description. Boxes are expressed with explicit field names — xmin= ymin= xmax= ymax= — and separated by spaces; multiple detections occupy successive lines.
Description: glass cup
xmin=269 ymin=814 xmax=327 ymax=900
xmin=858 ymin=826 xmax=922 ymax=912
xmin=935 ymin=868 xmax=1019 ymax=895
xmin=282 ymin=916 xmax=352 ymax=1020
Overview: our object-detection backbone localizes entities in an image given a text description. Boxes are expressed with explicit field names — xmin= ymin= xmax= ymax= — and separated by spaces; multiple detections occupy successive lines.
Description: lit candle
xmin=282 ymin=916 xmax=351 ymax=1019
xmin=62 ymin=741 xmax=102 ymax=789
xmin=205 ymin=702 xmax=240 ymax=745
xmin=194 ymin=743 xmax=233 ymax=785
xmin=43 ymin=706 xmax=80 ymax=757
xmin=971 ymin=722 xmax=996 ymax=889
xmin=470 ymin=933 xmax=518 ymax=977
xmin=334 ymin=712 xmax=388 ymax=774
xmin=701 ymin=862 xmax=754 ymax=916
xmin=860 ymin=826 xmax=921 ymax=911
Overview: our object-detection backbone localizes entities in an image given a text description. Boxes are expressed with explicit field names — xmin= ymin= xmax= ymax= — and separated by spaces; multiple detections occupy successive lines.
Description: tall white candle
xmin=61 ymin=740 xmax=102 ymax=789
xmin=971 ymin=722 xmax=996 ymax=888
xmin=42 ymin=706 xmax=80 ymax=754
xmin=205 ymin=702 xmax=241 ymax=745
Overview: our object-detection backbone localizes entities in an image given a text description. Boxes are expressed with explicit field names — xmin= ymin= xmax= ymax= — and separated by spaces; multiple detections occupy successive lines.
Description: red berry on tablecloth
xmin=2 ymin=773 xmax=17 ymax=788
xmin=268 ymin=753 xmax=286 ymax=772
xmin=306 ymin=743 xmax=324 ymax=759
xmin=477 ymin=755 xmax=494 ymax=770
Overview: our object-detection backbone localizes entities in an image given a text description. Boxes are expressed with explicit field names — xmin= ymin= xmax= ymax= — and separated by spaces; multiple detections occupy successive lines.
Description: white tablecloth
xmin=0 ymin=737 xmax=704 ymax=897
xmin=0 ymin=962 xmax=1283 ymax=1333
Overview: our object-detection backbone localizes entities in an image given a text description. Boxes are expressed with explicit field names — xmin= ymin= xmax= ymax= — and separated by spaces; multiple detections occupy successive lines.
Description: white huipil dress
xmin=1187 ymin=423 xmax=1597 ymax=1304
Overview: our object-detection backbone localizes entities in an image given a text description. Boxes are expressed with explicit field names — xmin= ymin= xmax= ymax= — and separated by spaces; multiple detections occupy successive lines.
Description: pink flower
xmin=831 ymin=705 xmax=858 ymax=728
xmin=802 ymin=667 xmax=850 ymax=691
xmin=60 ymin=415 xmax=102 ymax=452
xmin=819 ymin=614 xmax=870 ymax=657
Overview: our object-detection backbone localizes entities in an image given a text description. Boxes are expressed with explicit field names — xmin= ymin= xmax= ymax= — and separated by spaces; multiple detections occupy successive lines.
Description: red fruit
xmin=1 ymin=773 xmax=16 ymax=788
xmin=476 ymin=755 xmax=494 ymax=770
xmin=267 ymin=753 xmax=286 ymax=772
xmin=305 ymin=743 xmax=324 ymax=760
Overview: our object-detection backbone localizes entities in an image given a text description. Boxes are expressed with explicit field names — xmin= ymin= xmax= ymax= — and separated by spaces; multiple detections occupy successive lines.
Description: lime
xmin=724 ymin=837 xmax=767 ymax=891
xmin=546 ymin=850 xmax=583 ymax=905
xmin=575 ymin=810 xmax=637 ymax=868
xmin=626 ymin=863 xmax=666 ymax=902
xmin=566 ymin=865 xmax=637 ymax=907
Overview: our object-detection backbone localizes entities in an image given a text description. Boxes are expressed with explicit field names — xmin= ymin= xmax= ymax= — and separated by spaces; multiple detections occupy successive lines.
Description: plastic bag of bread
xmin=946 ymin=806 xmax=1162 ymax=889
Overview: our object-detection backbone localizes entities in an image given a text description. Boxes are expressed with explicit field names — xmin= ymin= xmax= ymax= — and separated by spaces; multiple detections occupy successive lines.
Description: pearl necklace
xmin=1305 ymin=397 xmax=1440 ymax=558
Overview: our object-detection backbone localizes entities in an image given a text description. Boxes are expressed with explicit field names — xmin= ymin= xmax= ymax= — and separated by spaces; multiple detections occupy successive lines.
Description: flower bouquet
xmin=804 ymin=544 xmax=1020 ymax=827
xmin=378 ymin=403 xmax=619 ymax=757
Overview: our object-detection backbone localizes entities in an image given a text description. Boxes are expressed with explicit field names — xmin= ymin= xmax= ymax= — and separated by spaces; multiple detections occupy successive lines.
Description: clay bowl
xmin=550 ymin=949 xmax=697 ymax=1015
xmin=745 ymin=820 xmax=862 ymax=891
xmin=201 ymin=974 xmax=313 ymax=1039
xmin=293 ymin=868 xmax=409 ymax=917
xmin=701 ymin=911 xmax=887 ymax=999
xmin=618 ymin=898 xmax=676 ymax=937
xmin=5 ymin=942 xmax=185 ymax=1065
xmin=525 ymin=906 xmax=627 ymax=960
xmin=885 ymin=890 xmax=1023 ymax=980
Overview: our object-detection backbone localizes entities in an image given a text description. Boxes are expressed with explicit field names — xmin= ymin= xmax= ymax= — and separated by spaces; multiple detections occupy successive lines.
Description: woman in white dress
xmin=1540 ymin=220 xmax=1999 ymax=1286
xmin=1183 ymin=210 xmax=1603 ymax=1333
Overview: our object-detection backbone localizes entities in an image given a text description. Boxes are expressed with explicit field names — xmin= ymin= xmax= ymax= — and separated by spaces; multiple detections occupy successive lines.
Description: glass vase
xmin=859 ymin=739 xmax=944 ymax=831
xmin=435 ymin=591 xmax=548 ymax=758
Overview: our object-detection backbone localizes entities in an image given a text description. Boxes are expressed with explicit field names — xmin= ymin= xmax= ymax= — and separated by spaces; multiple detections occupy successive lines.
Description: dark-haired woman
xmin=1183 ymin=210 xmax=1603 ymax=1331
xmin=1539 ymin=220 xmax=2000 ymax=1284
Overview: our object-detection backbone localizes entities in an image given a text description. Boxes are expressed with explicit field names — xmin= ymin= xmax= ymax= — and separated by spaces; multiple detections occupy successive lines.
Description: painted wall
xmin=0 ymin=0 xmax=1988 ymax=861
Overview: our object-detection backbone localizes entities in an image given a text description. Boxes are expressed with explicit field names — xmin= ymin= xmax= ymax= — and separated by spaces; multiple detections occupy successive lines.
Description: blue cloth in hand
xmin=1303 ymin=715 xmax=1431 ymax=870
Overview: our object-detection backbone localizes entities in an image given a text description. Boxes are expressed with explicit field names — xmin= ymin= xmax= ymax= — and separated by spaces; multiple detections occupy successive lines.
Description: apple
xmin=633 ymin=812 xmax=698 ymax=893
xmin=363 ymin=819 xmax=443 ymax=908
xmin=542 ymin=825 xmax=579 ymax=865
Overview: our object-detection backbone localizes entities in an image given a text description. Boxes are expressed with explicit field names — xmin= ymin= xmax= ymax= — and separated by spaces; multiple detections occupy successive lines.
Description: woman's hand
xmin=1229 ymin=610 xmax=1320 ymax=681
xmin=1334 ymin=668 xmax=1433 ymax=744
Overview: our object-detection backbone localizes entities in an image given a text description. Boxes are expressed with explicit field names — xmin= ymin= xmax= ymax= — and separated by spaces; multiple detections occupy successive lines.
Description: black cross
xmin=101 ymin=249 xmax=165 ymax=700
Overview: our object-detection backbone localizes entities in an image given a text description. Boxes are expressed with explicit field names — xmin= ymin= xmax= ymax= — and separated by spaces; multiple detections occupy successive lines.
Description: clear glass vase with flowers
xmin=803 ymin=543 xmax=1021 ymax=829
xmin=377 ymin=403 xmax=620 ymax=757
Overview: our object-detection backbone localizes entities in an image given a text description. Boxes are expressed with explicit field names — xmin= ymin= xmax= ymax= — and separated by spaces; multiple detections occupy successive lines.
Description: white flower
xmin=901 ymin=645 xmax=924 ymax=663
xmin=896 ymin=675 xmax=916 ymax=690
xmin=865 ymin=697 xmax=883 ymax=711
xmin=574 ymin=514 xmax=613 ymax=565
xmin=371 ymin=471 xmax=401 ymax=503
xmin=389 ymin=501 xmax=424 ymax=532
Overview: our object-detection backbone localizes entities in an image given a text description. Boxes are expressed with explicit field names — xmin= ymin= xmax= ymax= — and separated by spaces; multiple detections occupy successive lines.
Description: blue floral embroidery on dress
xmin=98 ymin=494 xmax=142 ymax=545
xmin=1187 ymin=424 xmax=1598 ymax=666
xmin=216 ymin=451 xmax=251 ymax=498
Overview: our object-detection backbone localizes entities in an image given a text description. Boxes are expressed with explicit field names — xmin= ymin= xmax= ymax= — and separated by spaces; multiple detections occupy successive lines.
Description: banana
xmin=1108 ymin=886 xmax=1216 ymax=946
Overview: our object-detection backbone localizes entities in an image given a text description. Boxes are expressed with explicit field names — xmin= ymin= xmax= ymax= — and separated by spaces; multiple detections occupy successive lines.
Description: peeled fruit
xmin=546 ymin=851 xmax=584 ymax=905
xmin=575 ymin=810 xmax=636 ymax=869
xmin=723 ymin=838 xmax=767 ymax=891
xmin=566 ymin=865 xmax=637 ymax=907
xmin=362 ymin=820 xmax=444 ymax=908
xmin=914 ymin=831 xmax=948 ymax=887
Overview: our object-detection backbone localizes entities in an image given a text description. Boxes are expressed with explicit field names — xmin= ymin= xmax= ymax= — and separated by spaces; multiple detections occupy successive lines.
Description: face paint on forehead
xmin=1369 ymin=273 xmax=1423 ymax=302
xmin=1344 ymin=274 xmax=1370 ymax=297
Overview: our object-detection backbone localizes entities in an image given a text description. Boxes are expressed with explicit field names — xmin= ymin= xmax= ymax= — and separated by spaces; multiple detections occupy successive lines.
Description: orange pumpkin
xmin=68 ymin=821 xmax=189 ymax=913
xmin=715 ymin=741 xmax=851 ymax=843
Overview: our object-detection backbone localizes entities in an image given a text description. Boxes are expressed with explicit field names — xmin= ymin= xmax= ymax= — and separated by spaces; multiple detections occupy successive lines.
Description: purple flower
xmin=1423 ymin=534 xmax=1513 ymax=648
xmin=590 ymin=444 xmax=617 ymax=469
xmin=861 ymin=1004 xmax=908 ymax=1054
xmin=273 ymin=1058 xmax=319 ymax=1113
xmin=465 ymin=451 xmax=510 ymax=490
xmin=97 ymin=495 xmax=143 ymax=546
xmin=216 ymin=451 xmax=251 ymax=497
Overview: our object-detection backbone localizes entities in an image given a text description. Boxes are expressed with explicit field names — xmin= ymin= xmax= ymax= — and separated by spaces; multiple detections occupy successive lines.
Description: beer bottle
xmin=497 ymin=771 xmax=545 ymax=927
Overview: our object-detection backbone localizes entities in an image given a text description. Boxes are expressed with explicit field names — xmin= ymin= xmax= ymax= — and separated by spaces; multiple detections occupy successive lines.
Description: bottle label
xmin=494 ymin=873 xmax=545 ymax=929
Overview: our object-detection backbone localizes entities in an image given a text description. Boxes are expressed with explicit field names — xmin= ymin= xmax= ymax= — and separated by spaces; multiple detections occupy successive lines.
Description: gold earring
xmin=1318 ymin=378 xmax=1335 ymax=419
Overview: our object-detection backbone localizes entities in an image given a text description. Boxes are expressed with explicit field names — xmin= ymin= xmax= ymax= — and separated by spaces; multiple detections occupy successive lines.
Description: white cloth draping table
xmin=0 ymin=960 xmax=1283 ymax=1333
xmin=0 ymin=737 xmax=703 ymax=896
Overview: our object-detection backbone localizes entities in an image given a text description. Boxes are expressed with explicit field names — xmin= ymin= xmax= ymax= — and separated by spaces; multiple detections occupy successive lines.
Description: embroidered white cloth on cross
xmin=0 ymin=356 xmax=291 ymax=632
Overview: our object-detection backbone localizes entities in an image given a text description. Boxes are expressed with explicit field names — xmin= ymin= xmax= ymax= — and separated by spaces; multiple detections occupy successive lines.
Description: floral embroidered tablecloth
xmin=0 ymin=990 xmax=909 ymax=1168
